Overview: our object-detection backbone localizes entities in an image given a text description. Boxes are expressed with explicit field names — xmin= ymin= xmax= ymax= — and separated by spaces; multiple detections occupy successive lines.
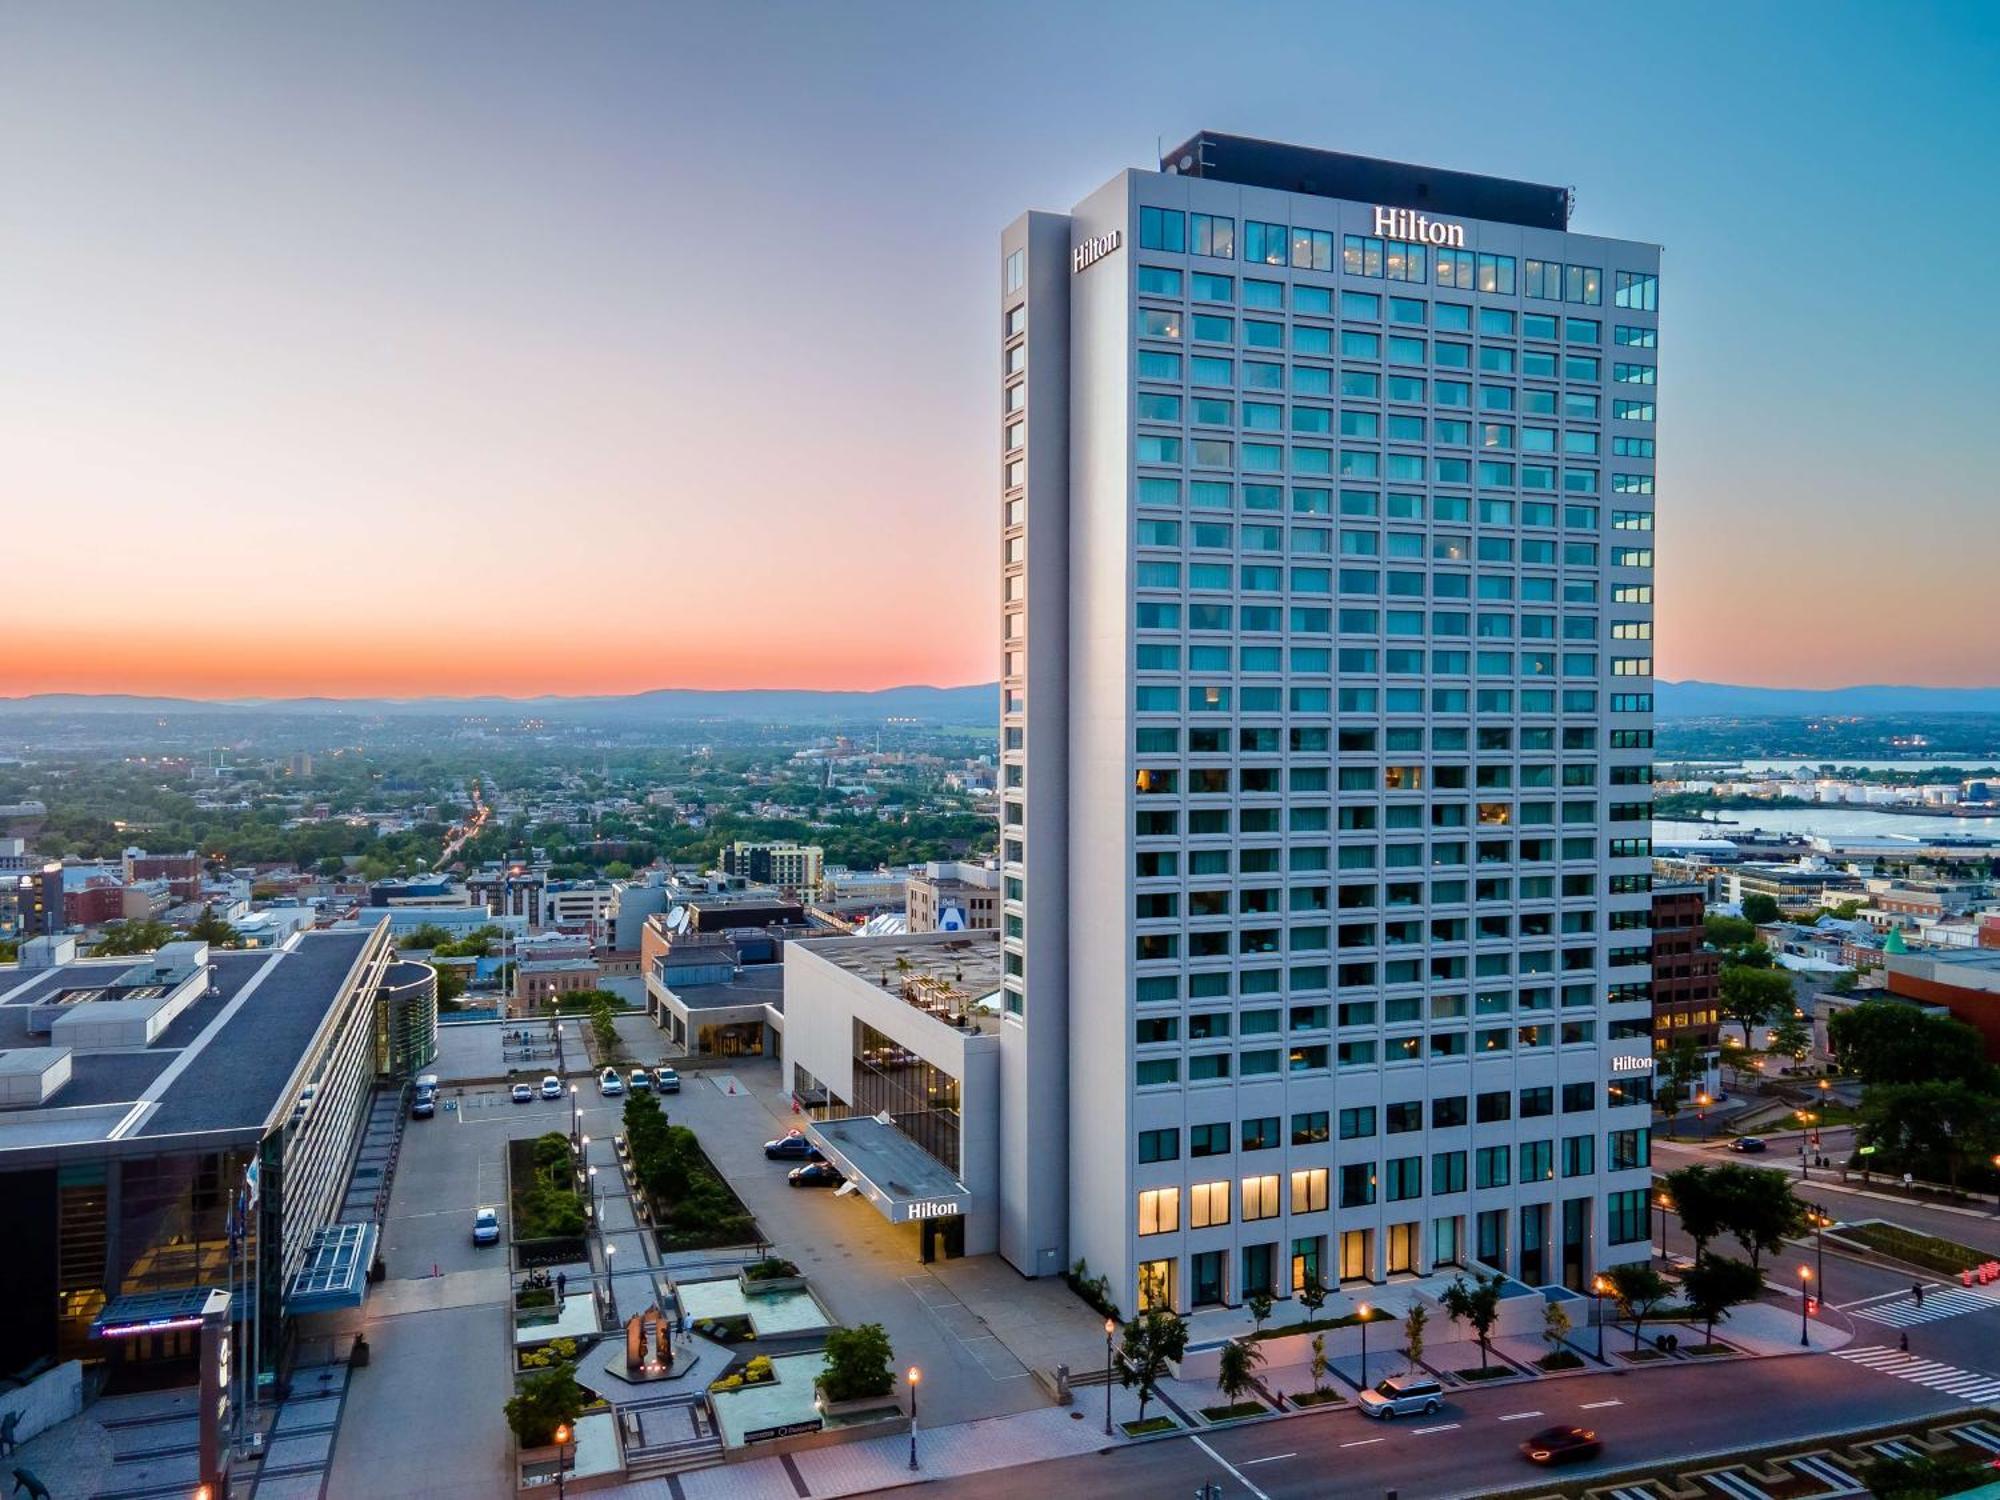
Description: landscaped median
xmin=1824 ymin=1218 xmax=1992 ymax=1277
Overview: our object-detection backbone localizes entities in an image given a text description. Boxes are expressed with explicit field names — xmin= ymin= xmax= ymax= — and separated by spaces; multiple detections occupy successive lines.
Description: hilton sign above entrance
xmin=1373 ymin=206 xmax=1466 ymax=248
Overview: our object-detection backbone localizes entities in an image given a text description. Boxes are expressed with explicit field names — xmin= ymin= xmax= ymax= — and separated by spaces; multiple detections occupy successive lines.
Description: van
xmin=1357 ymin=1373 xmax=1445 ymax=1421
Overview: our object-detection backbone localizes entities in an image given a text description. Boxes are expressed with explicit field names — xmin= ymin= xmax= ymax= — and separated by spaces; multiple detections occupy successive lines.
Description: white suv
xmin=1358 ymin=1373 xmax=1444 ymax=1421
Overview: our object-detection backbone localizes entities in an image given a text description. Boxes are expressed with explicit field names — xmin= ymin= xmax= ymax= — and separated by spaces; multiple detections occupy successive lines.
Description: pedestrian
xmin=556 ymin=1271 xmax=567 ymax=1301
xmin=1900 ymin=1331 xmax=1909 ymax=1353
xmin=1913 ymin=1282 xmax=1924 ymax=1307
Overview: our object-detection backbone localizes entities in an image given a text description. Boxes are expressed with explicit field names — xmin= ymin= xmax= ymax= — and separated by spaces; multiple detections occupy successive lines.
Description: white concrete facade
xmin=1002 ymin=138 xmax=1661 ymax=1317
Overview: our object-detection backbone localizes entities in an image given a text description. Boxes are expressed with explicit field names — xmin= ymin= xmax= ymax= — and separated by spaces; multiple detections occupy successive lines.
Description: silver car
xmin=1358 ymin=1373 xmax=1445 ymax=1420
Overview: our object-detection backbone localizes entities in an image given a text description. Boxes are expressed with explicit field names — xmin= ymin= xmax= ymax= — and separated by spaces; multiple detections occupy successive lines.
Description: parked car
xmin=628 ymin=1067 xmax=652 ymax=1092
xmin=1520 ymin=1425 xmax=1602 ymax=1465
xmin=599 ymin=1068 xmax=624 ymax=1097
xmin=1730 ymin=1136 xmax=1767 ymax=1154
xmin=1357 ymin=1374 xmax=1445 ymax=1421
xmin=410 ymin=1086 xmax=436 ymax=1119
xmin=509 ymin=1083 xmax=534 ymax=1104
xmin=787 ymin=1161 xmax=843 ymax=1188
xmin=765 ymin=1131 xmax=823 ymax=1162
xmin=472 ymin=1207 xmax=501 ymax=1246
xmin=539 ymin=1074 xmax=564 ymax=1100
xmin=654 ymin=1067 xmax=681 ymax=1094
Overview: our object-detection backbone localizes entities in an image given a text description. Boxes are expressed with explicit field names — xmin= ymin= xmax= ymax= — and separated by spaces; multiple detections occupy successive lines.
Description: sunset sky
xmin=3 ymin=3 xmax=1997 ymax=699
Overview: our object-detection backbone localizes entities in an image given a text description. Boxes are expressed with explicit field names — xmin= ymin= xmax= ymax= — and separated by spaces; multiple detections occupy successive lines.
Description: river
xmin=1655 ymin=808 xmax=2000 ymax=842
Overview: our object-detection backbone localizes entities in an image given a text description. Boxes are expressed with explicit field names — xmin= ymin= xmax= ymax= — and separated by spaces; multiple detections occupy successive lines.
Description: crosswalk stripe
xmin=1848 ymin=1285 xmax=2000 ymax=1328
xmin=1950 ymin=1425 xmax=2000 ymax=1453
xmin=1835 ymin=1346 xmax=2000 ymax=1407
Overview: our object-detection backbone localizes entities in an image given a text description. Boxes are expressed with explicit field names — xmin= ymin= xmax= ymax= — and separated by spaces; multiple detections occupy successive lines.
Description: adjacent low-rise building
xmin=782 ymin=932 xmax=1001 ymax=1264
xmin=1651 ymin=882 xmax=1719 ymax=1053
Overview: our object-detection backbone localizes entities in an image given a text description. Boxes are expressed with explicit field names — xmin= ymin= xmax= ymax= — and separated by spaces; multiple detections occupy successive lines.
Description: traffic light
xmin=1806 ymin=1297 xmax=1820 ymax=1316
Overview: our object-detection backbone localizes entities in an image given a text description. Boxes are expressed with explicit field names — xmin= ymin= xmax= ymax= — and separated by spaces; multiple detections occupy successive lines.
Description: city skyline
xmin=5 ymin=2 xmax=1998 ymax=699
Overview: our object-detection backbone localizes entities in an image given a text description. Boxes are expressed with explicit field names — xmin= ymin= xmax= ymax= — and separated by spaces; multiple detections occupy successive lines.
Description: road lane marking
xmin=1240 ymin=1453 xmax=1295 ymax=1466
xmin=1191 ymin=1435 xmax=1270 ymax=1500
xmin=1340 ymin=1437 xmax=1385 ymax=1448
xmin=1580 ymin=1399 xmax=1623 ymax=1409
xmin=1409 ymin=1423 xmax=1460 ymax=1435
xmin=1498 ymin=1410 xmax=1544 ymax=1422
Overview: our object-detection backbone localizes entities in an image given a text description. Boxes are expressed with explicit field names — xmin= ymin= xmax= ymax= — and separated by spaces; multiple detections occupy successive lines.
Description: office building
xmin=996 ymin=132 xmax=1661 ymax=1312
xmin=1651 ymin=882 xmax=1720 ymax=1052
xmin=720 ymin=842 xmax=825 ymax=903
xmin=906 ymin=861 xmax=1002 ymax=933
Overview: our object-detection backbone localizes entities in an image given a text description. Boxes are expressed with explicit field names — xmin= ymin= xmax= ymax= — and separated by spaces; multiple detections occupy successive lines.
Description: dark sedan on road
xmin=765 ymin=1132 xmax=824 ymax=1161
xmin=788 ymin=1161 xmax=843 ymax=1188
xmin=1520 ymin=1425 xmax=1601 ymax=1465
xmin=1730 ymin=1136 xmax=1768 ymax=1153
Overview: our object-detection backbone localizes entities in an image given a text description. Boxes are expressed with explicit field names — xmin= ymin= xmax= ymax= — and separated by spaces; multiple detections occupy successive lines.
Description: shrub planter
xmin=814 ymin=1387 xmax=899 ymax=1419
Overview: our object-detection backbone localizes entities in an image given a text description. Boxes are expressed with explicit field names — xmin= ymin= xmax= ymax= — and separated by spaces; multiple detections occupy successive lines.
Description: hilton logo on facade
xmin=1073 ymin=228 xmax=1122 ymax=274
xmin=1611 ymin=1055 xmax=1655 ymax=1073
xmin=1373 ymin=206 xmax=1466 ymax=248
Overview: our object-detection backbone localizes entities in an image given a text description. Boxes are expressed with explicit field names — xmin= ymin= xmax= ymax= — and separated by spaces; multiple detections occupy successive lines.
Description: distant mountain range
xmin=2 ymin=680 xmax=1998 ymax=723
xmin=0 ymin=684 xmax=1000 ymax=723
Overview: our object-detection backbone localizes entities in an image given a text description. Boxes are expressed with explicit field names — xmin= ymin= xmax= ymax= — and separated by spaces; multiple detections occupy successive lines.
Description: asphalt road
xmin=910 ymin=1353 xmax=1981 ymax=1500
xmin=1654 ymin=1133 xmax=2000 ymax=1258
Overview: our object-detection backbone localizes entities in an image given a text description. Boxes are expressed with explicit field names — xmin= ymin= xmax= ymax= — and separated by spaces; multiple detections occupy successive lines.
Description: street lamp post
xmin=1656 ymin=1192 xmax=1673 ymax=1267
xmin=1591 ymin=1275 xmax=1610 ymax=1362
xmin=1357 ymin=1302 xmax=1371 ymax=1388
xmin=1103 ymin=1318 xmax=1116 ymax=1437
xmin=1697 ymin=1092 xmax=1712 ymax=1142
xmin=587 ymin=1165 xmax=599 ymax=1235
xmin=570 ymin=1084 xmax=580 ymax=1145
xmin=552 ymin=1421 xmax=573 ymax=1500
xmin=907 ymin=1366 xmax=921 ymax=1471
xmin=1798 ymin=1265 xmax=1813 ymax=1347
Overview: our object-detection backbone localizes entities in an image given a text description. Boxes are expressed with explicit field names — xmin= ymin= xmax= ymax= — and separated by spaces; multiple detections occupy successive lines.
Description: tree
xmin=91 ymin=918 xmax=174 ymax=956
xmin=434 ymin=963 xmax=469 ymax=1004
xmin=1660 ymin=1163 xmax=1727 ymax=1263
xmin=1713 ymin=1164 xmax=1808 ymax=1270
xmin=1742 ymin=893 xmax=1782 ymax=925
xmin=1703 ymin=913 xmax=1758 ymax=949
xmin=819 ymin=1323 xmax=895 ymax=1402
xmin=1246 ymin=1291 xmax=1273 ymax=1335
xmin=1215 ymin=1337 xmax=1265 ymax=1407
xmin=1309 ymin=1333 xmax=1329 ymax=1397
xmin=1769 ymin=1011 xmax=1812 ymax=1064
xmin=1721 ymin=965 xmax=1793 ymax=1047
xmin=1679 ymin=1256 xmax=1763 ymax=1348
xmin=1542 ymin=1299 xmax=1573 ymax=1359
xmin=1606 ymin=1263 xmax=1671 ymax=1353
xmin=1117 ymin=1308 xmax=1189 ymax=1427
xmin=188 ymin=905 xmax=238 ymax=947
xmin=1829 ymin=1001 xmax=1995 ymax=1089
xmin=503 ymin=1361 xmax=586 ymax=1447
xmin=1858 ymin=1451 xmax=1987 ymax=1500
xmin=1402 ymin=1303 xmax=1428 ymax=1374
xmin=1297 ymin=1278 xmax=1329 ymax=1321
xmin=1439 ymin=1273 xmax=1503 ymax=1371
xmin=1861 ymin=1080 xmax=2000 ymax=1195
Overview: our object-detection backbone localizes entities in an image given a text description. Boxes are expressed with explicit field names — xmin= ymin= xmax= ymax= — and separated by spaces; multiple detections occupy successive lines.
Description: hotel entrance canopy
xmin=805 ymin=1115 xmax=970 ymax=1224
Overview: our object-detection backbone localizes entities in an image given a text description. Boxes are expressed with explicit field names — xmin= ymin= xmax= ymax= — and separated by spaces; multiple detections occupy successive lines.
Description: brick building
xmin=1652 ymin=881 xmax=1721 ymax=1053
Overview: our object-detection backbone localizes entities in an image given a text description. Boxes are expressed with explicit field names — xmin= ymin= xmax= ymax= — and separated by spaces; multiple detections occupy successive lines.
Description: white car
xmin=472 ymin=1206 xmax=501 ymax=1246
xmin=599 ymin=1068 xmax=624 ymax=1097
xmin=509 ymin=1083 xmax=534 ymax=1104
xmin=539 ymin=1075 xmax=563 ymax=1100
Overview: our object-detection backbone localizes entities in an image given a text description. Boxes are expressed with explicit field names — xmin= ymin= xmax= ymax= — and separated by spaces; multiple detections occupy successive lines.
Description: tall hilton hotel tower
xmin=998 ymin=133 xmax=1661 ymax=1316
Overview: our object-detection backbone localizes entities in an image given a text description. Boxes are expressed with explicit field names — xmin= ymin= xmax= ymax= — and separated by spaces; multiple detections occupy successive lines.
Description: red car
xmin=1521 ymin=1425 xmax=1601 ymax=1465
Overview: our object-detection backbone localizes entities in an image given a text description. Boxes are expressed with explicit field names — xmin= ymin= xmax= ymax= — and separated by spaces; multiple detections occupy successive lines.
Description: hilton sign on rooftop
xmin=1373 ymin=206 xmax=1465 ymax=247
